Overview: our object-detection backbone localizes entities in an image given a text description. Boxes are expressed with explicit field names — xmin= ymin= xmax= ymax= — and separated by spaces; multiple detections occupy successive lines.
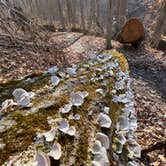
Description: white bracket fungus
xmin=51 ymin=76 xmax=60 ymax=87
xmin=112 ymin=94 xmax=131 ymax=104
xmin=116 ymin=116 xmax=129 ymax=133
xmin=70 ymin=91 xmax=88 ymax=106
xmin=66 ymin=67 xmax=77 ymax=75
xmin=95 ymin=89 xmax=104 ymax=95
xmin=65 ymin=126 xmax=76 ymax=136
xmin=92 ymin=161 xmax=101 ymax=166
xmin=115 ymin=79 xmax=125 ymax=90
xmin=60 ymin=103 xmax=72 ymax=114
xmin=96 ymin=132 xmax=110 ymax=150
xmin=127 ymin=142 xmax=141 ymax=159
xmin=93 ymin=147 xmax=110 ymax=166
xmin=44 ymin=66 xmax=59 ymax=74
xmin=111 ymin=89 xmax=117 ymax=94
xmin=91 ymin=140 xmax=102 ymax=155
xmin=12 ymin=88 xmax=35 ymax=107
xmin=48 ymin=142 xmax=62 ymax=160
xmin=36 ymin=152 xmax=51 ymax=166
xmin=103 ymin=107 xmax=110 ymax=114
xmin=58 ymin=118 xmax=69 ymax=132
xmin=0 ymin=143 xmax=6 ymax=150
xmin=58 ymin=118 xmax=76 ymax=136
xmin=112 ymin=142 xmax=124 ymax=154
xmin=43 ymin=128 xmax=56 ymax=142
xmin=129 ymin=114 xmax=138 ymax=131
xmin=98 ymin=113 xmax=112 ymax=128
xmin=0 ymin=99 xmax=17 ymax=112
xmin=112 ymin=134 xmax=127 ymax=154
xmin=127 ymin=161 xmax=139 ymax=166
xmin=116 ymin=71 xmax=126 ymax=81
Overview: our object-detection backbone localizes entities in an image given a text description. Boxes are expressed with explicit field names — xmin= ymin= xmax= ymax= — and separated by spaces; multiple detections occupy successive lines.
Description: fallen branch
xmin=141 ymin=140 xmax=166 ymax=154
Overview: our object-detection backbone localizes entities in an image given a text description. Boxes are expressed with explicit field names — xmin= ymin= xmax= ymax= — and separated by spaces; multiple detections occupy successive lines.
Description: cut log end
xmin=118 ymin=18 xmax=144 ymax=44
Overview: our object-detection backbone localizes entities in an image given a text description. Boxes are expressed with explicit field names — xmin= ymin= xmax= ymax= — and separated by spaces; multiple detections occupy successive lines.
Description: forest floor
xmin=115 ymin=42 xmax=166 ymax=166
xmin=0 ymin=32 xmax=166 ymax=166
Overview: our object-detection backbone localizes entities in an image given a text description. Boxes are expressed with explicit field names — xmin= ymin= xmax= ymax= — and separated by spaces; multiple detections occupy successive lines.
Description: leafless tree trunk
xmin=71 ymin=0 xmax=77 ymax=29
xmin=65 ymin=0 xmax=74 ymax=30
xmin=87 ymin=0 xmax=95 ymax=30
xmin=7 ymin=0 xmax=123 ymax=41
xmin=79 ymin=0 xmax=86 ymax=32
xmin=150 ymin=1 xmax=166 ymax=48
xmin=106 ymin=0 xmax=113 ymax=49
xmin=57 ymin=0 xmax=66 ymax=30
xmin=116 ymin=0 xmax=127 ymax=33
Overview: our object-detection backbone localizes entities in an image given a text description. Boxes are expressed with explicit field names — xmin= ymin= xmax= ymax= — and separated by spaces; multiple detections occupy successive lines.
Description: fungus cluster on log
xmin=0 ymin=50 xmax=140 ymax=166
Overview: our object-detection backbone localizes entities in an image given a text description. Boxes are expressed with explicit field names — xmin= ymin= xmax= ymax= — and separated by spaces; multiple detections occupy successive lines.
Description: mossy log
xmin=0 ymin=50 xmax=140 ymax=166
xmin=118 ymin=18 xmax=144 ymax=45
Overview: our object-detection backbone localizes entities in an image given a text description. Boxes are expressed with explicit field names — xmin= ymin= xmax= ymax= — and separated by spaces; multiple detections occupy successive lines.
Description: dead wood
xmin=141 ymin=140 xmax=166 ymax=154
xmin=118 ymin=18 xmax=144 ymax=44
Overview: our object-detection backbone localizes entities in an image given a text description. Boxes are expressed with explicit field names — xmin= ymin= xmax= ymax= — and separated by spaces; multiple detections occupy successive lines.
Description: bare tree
xmin=150 ymin=1 xmax=166 ymax=48
xmin=8 ymin=0 xmax=129 ymax=45
xmin=79 ymin=0 xmax=85 ymax=32
xmin=87 ymin=0 xmax=95 ymax=30
xmin=57 ymin=0 xmax=66 ymax=30
xmin=115 ymin=0 xmax=127 ymax=34
xmin=65 ymin=0 xmax=74 ymax=30
xmin=106 ymin=0 xmax=113 ymax=49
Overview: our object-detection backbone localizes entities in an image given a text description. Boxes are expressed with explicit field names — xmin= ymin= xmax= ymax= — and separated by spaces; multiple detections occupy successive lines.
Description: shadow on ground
xmin=118 ymin=45 xmax=166 ymax=100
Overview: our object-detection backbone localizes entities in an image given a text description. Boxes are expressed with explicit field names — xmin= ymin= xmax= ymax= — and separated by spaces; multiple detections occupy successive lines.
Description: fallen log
xmin=118 ymin=18 xmax=144 ymax=46
xmin=0 ymin=50 xmax=140 ymax=166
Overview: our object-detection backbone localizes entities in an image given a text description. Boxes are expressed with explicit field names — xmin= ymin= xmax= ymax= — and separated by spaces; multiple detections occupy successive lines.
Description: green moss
xmin=0 ymin=96 xmax=68 ymax=165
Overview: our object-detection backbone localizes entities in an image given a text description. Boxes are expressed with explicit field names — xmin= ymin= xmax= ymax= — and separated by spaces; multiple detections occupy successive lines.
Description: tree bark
xmin=57 ymin=0 xmax=66 ymax=30
xmin=106 ymin=0 xmax=113 ymax=49
xmin=150 ymin=1 xmax=166 ymax=48
xmin=65 ymin=0 xmax=74 ymax=30
xmin=116 ymin=0 xmax=127 ymax=34
xmin=80 ymin=0 xmax=86 ymax=32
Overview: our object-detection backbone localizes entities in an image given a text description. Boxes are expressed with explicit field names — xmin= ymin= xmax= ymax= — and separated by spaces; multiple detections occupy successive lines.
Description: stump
xmin=118 ymin=18 xmax=144 ymax=45
xmin=0 ymin=50 xmax=140 ymax=166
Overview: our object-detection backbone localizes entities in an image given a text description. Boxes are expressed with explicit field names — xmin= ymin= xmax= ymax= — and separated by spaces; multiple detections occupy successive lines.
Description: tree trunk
xmin=80 ymin=0 xmax=86 ymax=32
xmin=87 ymin=0 xmax=95 ymax=31
xmin=116 ymin=0 xmax=127 ymax=34
xmin=150 ymin=1 xmax=166 ymax=48
xmin=106 ymin=0 xmax=113 ymax=49
xmin=65 ymin=0 xmax=74 ymax=30
xmin=57 ymin=0 xmax=66 ymax=30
